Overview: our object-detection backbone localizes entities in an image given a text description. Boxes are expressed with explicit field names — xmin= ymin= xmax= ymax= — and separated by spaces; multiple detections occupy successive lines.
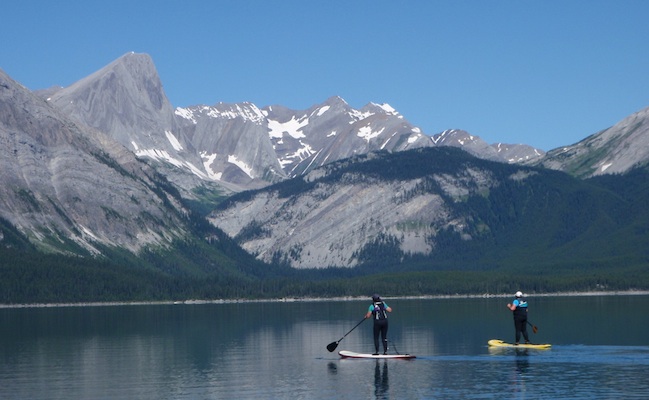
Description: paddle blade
xmin=532 ymin=325 xmax=538 ymax=334
xmin=326 ymin=341 xmax=339 ymax=352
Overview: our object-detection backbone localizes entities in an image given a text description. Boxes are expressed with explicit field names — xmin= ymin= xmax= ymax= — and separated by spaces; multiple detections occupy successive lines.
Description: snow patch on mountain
xmin=201 ymin=152 xmax=222 ymax=180
xmin=372 ymin=102 xmax=401 ymax=117
xmin=358 ymin=125 xmax=386 ymax=142
xmin=212 ymin=103 xmax=265 ymax=124
xmin=175 ymin=103 xmax=266 ymax=125
xmin=348 ymin=109 xmax=373 ymax=122
xmin=174 ymin=107 xmax=197 ymax=124
xmin=228 ymin=155 xmax=254 ymax=178
xmin=432 ymin=129 xmax=459 ymax=144
xmin=268 ymin=116 xmax=309 ymax=139
xmin=316 ymin=105 xmax=330 ymax=116
xmin=135 ymin=147 xmax=208 ymax=179
xmin=279 ymin=142 xmax=316 ymax=167
xmin=165 ymin=130 xmax=183 ymax=151
xmin=408 ymin=132 xmax=425 ymax=144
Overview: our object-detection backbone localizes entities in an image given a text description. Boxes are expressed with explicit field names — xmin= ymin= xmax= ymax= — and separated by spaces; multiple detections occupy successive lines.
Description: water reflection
xmin=510 ymin=353 xmax=530 ymax=397
xmin=374 ymin=360 xmax=389 ymax=399
xmin=327 ymin=361 xmax=338 ymax=375
xmin=1 ymin=296 xmax=648 ymax=399
xmin=514 ymin=353 xmax=530 ymax=374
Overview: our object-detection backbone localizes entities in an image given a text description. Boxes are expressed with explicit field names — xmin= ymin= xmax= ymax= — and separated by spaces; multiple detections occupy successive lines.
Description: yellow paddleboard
xmin=488 ymin=339 xmax=551 ymax=349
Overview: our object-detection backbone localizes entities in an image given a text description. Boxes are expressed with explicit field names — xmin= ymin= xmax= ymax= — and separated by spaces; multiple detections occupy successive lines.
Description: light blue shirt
xmin=513 ymin=299 xmax=527 ymax=308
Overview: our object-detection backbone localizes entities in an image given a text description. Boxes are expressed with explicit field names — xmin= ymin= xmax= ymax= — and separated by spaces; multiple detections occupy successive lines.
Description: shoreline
xmin=1 ymin=290 xmax=648 ymax=309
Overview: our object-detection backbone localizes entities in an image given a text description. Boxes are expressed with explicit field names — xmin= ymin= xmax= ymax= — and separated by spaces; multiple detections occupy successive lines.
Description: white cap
xmin=515 ymin=291 xmax=523 ymax=297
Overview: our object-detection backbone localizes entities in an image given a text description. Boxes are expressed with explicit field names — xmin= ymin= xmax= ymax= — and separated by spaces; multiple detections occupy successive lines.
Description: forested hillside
xmin=3 ymin=148 xmax=647 ymax=304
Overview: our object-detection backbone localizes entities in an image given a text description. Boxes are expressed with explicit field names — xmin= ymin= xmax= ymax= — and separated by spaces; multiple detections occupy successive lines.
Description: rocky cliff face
xmin=209 ymin=148 xmax=507 ymax=269
xmin=0 ymin=68 xmax=188 ymax=255
xmin=43 ymin=52 xmax=226 ymax=197
xmin=43 ymin=52 xmax=547 ymax=195
xmin=174 ymin=101 xmax=287 ymax=189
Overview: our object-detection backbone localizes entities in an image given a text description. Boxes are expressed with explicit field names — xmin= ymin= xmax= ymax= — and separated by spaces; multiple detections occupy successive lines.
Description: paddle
xmin=527 ymin=321 xmax=539 ymax=334
xmin=326 ymin=318 xmax=366 ymax=352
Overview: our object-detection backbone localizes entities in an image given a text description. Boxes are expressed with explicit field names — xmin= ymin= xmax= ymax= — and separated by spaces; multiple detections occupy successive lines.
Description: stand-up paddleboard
xmin=488 ymin=339 xmax=551 ymax=349
xmin=339 ymin=350 xmax=416 ymax=359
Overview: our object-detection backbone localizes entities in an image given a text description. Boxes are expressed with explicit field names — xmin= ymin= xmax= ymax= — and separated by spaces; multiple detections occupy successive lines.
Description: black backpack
xmin=373 ymin=301 xmax=388 ymax=320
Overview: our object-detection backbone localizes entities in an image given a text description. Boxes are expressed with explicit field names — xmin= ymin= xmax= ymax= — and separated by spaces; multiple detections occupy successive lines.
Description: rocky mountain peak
xmin=48 ymin=52 xmax=175 ymax=134
xmin=44 ymin=53 xmax=211 ymax=196
xmin=27 ymin=53 xmax=551 ymax=194
xmin=361 ymin=102 xmax=401 ymax=117
xmin=0 ymin=67 xmax=189 ymax=255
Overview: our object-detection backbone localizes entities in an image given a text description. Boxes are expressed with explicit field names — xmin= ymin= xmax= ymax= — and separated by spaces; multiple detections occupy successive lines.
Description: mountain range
xmin=39 ymin=53 xmax=551 ymax=194
xmin=2 ymin=52 xmax=649 ymax=301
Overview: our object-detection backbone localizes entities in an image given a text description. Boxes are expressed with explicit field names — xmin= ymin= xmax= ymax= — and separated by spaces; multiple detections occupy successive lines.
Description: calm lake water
xmin=1 ymin=295 xmax=648 ymax=399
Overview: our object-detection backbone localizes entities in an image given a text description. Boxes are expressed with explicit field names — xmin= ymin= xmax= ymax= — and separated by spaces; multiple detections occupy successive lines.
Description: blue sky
xmin=2 ymin=1 xmax=649 ymax=151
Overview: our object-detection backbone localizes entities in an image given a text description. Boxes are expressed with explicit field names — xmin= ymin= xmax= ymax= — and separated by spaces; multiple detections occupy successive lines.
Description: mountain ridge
xmin=537 ymin=106 xmax=649 ymax=177
xmin=2 ymin=52 xmax=649 ymax=303
xmin=35 ymin=52 xmax=649 ymax=191
xmin=43 ymin=53 xmax=550 ymax=193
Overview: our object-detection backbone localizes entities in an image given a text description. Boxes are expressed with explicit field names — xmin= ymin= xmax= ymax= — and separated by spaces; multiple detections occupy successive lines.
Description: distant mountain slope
xmin=209 ymin=147 xmax=643 ymax=269
xmin=1 ymin=65 xmax=289 ymax=289
xmin=432 ymin=129 xmax=544 ymax=163
xmin=537 ymin=106 xmax=649 ymax=178
xmin=0 ymin=67 xmax=189 ymax=255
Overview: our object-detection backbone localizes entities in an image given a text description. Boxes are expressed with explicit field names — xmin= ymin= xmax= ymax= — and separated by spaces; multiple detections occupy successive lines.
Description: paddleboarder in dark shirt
xmin=507 ymin=291 xmax=530 ymax=345
xmin=365 ymin=294 xmax=392 ymax=355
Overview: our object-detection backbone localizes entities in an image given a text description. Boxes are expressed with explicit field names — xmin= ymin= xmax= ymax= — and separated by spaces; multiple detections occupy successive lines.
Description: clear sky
xmin=2 ymin=1 xmax=649 ymax=151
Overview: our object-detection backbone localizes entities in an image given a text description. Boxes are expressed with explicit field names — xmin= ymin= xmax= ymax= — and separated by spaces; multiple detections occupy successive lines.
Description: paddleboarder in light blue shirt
xmin=507 ymin=291 xmax=530 ymax=345
xmin=365 ymin=294 xmax=392 ymax=355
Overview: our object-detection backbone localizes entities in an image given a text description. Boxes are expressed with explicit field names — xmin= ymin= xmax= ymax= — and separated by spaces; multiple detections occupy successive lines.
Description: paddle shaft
xmin=327 ymin=317 xmax=366 ymax=352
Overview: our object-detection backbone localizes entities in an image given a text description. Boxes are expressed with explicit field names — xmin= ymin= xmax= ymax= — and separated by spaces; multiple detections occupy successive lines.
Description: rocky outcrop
xmin=0 ymin=67 xmax=188 ymax=255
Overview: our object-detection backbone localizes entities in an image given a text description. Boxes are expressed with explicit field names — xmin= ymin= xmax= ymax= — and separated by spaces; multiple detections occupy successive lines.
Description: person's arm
xmin=384 ymin=302 xmax=392 ymax=313
xmin=365 ymin=305 xmax=373 ymax=319
xmin=507 ymin=300 xmax=517 ymax=311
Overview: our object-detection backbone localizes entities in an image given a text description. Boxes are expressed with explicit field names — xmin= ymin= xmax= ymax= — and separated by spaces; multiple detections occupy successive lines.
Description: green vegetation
xmin=1 ymin=147 xmax=649 ymax=304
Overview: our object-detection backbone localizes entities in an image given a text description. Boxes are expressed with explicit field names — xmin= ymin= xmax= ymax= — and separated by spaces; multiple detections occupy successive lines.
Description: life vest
xmin=373 ymin=301 xmax=388 ymax=320
xmin=513 ymin=297 xmax=528 ymax=319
